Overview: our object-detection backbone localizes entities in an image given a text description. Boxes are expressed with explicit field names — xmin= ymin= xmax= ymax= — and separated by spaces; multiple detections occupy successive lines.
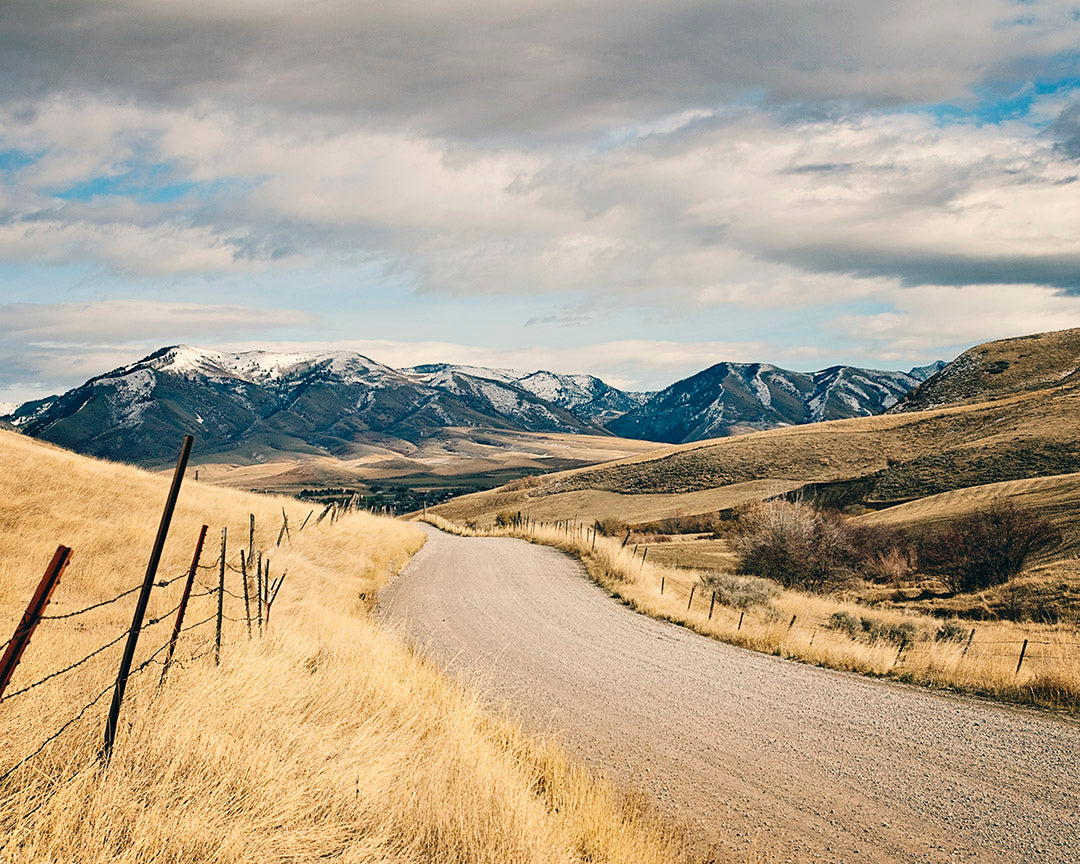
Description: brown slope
xmin=892 ymin=326 xmax=1080 ymax=412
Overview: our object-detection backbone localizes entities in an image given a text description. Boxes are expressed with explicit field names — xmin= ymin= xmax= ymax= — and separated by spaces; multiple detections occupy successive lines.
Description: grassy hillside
xmin=894 ymin=327 xmax=1080 ymax=412
xmin=0 ymin=430 xmax=688 ymax=863
xmin=431 ymin=376 xmax=1080 ymax=527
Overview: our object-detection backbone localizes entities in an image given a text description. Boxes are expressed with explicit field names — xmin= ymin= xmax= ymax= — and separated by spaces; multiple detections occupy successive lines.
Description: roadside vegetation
xmin=0 ymin=431 xmax=690 ymax=864
xmin=424 ymin=508 xmax=1080 ymax=714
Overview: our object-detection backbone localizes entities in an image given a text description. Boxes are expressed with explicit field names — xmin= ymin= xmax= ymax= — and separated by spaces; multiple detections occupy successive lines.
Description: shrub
xmin=915 ymin=501 xmax=1062 ymax=594
xmin=593 ymin=518 xmax=630 ymax=538
xmin=935 ymin=620 xmax=968 ymax=642
xmin=828 ymin=611 xmax=919 ymax=647
xmin=494 ymin=510 xmax=518 ymax=528
xmin=732 ymin=499 xmax=861 ymax=591
xmin=700 ymin=571 xmax=780 ymax=609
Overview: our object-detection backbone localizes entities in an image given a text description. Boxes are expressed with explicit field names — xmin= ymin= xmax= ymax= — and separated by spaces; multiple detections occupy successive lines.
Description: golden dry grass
xmin=192 ymin=428 xmax=661 ymax=494
xmin=423 ymin=514 xmax=1080 ymax=714
xmin=0 ymin=430 xmax=690 ymax=863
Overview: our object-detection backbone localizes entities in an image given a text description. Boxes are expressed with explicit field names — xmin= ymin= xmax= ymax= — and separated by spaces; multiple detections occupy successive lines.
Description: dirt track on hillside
xmin=380 ymin=526 xmax=1079 ymax=864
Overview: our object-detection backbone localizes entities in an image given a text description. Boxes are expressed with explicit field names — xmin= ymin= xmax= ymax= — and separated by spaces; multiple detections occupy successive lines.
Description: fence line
xmin=0 ymin=434 xmax=322 ymax=789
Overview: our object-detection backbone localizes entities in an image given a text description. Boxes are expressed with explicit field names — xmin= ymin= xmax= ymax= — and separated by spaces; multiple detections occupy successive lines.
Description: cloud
xmin=1 ymin=2 xmax=1078 ymax=140
xmin=830 ymin=284 xmax=1080 ymax=354
xmin=0 ymin=300 xmax=319 ymax=343
xmin=0 ymin=300 xmax=320 ymax=401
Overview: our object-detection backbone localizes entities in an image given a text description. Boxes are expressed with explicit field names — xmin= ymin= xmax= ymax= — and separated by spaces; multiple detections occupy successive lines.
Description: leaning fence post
xmin=265 ymin=571 xmax=287 ymax=627
xmin=640 ymin=548 xmax=648 ymax=572
xmin=276 ymin=509 xmax=289 ymax=546
xmin=298 ymin=509 xmax=314 ymax=532
xmin=240 ymin=552 xmax=252 ymax=639
xmin=215 ymin=527 xmax=226 ymax=665
xmin=0 ymin=545 xmax=72 ymax=699
xmin=660 ymin=576 xmax=665 ymax=595
xmin=708 ymin=591 xmax=716 ymax=620
xmin=1016 ymin=639 xmax=1029 ymax=675
xmin=159 ymin=525 xmax=207 ymax=685
xmin=103 ymin=434 xmax=193 ymax=762
xmin=686 ymin=584 xmax=696 ymax=611
xmin=737 ymin=611 xmax=744 ymax=631
xmin=961 ymin=628 xmax=975 ymax=659
xmin=788 ymin=614 xmax=797 ymax=631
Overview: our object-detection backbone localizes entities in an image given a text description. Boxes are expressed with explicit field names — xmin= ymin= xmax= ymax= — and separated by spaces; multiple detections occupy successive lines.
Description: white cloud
xmin=830 ymin=285 xmax=1080 ymax=353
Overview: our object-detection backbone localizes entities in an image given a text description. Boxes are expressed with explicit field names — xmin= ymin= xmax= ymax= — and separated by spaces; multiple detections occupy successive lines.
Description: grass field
xmin=188 ymin=427 xmax=662 ymax=496
xmin=0 ymin=430 xmax=690 ymax=863
xmin=422 ymin=515 xmax=1080 ymax=715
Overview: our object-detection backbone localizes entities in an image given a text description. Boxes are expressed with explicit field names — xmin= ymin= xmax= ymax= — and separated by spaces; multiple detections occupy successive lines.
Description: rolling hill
xmin=430 ymin=328 xmax=1080 ymax=534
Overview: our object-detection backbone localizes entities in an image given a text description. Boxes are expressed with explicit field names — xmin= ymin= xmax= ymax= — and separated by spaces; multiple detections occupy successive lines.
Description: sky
xmin=2 ymin=0 xmax=1080 ymax=402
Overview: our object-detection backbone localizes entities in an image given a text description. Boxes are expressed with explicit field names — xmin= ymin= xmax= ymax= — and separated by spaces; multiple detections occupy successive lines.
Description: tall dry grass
xmin=0 ymin=431 xmax=690 ymax=863
xmin=423 ymin=514 xmax=1080 ymax=714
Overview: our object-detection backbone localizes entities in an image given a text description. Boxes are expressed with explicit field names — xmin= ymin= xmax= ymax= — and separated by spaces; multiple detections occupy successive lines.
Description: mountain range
xmin=3 ymin=345 xmax=944 ymax=465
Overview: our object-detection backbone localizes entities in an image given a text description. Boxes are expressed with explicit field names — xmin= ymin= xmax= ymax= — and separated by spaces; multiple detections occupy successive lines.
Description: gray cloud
xmin=1 ymin=1 xmax=1077 ymax=140
xmin=1049 ymin=102 xmax=1080 ymax=159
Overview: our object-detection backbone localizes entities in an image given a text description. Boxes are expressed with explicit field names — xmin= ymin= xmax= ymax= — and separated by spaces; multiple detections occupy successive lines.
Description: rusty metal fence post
xmin=0 ymin=545 xmax=72 ymax=699
xmin=160 ymin=525 xmax=207 ymax=685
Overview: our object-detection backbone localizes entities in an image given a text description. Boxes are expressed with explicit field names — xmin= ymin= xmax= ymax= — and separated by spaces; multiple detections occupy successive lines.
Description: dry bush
xmin=733 ymin=499 xmax=860 ymax=592
xmin=700 ymin=572 xmax=780 ymax=610
xmin=915 ymin=500 xmax=1063 ymax=594
xmin=827 ymin=611 xmax=920 ymax=647
xmin=593 ymin=518 xmax=631 ymax=538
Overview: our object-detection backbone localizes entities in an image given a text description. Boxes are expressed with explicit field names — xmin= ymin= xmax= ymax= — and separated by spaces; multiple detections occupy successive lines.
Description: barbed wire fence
xmin=0 ymin=434 xmax=307 ymax=796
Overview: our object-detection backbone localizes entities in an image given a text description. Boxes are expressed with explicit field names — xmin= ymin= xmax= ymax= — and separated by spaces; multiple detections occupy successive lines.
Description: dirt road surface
xmin=380 ymin=526 xmax=1080 ymax=863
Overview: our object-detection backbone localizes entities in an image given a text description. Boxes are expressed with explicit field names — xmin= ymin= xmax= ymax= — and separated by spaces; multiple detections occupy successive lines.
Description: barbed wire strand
xmin=39 ymin=570 xmax=191 ymax=621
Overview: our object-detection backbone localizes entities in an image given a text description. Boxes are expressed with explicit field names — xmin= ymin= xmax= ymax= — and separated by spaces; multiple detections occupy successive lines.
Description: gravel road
xmin=380 ymin=526 xmax=1080 ymax=863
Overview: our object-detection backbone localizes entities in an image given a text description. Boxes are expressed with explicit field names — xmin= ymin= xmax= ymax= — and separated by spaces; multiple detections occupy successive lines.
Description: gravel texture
xmin=380 ymin=525 xmax=1080 ymax=863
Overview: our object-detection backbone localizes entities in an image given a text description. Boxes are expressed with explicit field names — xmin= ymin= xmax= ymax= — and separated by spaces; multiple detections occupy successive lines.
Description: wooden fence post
xmin=737 ymin=611 xmax=744 ymax=631
xmin=103 ymin=434 xmax=193 ymax=762
xmin=240 ymin=553 xmax=252 ymax=639
xmin=215 ymin=527 xmax=226 ymax=665
xmin=961 ymin=628 xmax=975 ymax=659
xmin=1016 ymin=639 xmax=1029 ymax=674
xmin=0 ymin=545 xmax=72 ymax=699
xmin=788 ymin=614 xmax=797 ymax=630
xmin=248 ymin=514 xmax=254 ymax=564
xmin=621 ymin=529 xmax=631 ymax=548
xmin=708 ymin=591 xmax=716 ymax=620
xmin=159 ymin=525 xmax=207 ymax=685
xmin=660 ymin=576 xmax=665 ymax=594
xmin=276 ymin=509 xmax=290 ymax=546
xmin=686 ymin=584 xmax=696 ymax=611
xmin=640 ymin=548 xmax=648 ymax=572
xmin=256 ymin=551 xmax=264 ymax=636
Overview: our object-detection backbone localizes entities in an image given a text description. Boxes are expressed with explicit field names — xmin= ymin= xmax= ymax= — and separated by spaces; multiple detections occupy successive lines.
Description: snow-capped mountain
xmin=7 ymin=346 xmax=604 ymax=464
xmin=406 ymin=364 xmax=651 ymax=425
xmin=5 ymin=346 xmax=937 ymax=463
xmin=606 ymin=362 xmax=926 ymax=444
